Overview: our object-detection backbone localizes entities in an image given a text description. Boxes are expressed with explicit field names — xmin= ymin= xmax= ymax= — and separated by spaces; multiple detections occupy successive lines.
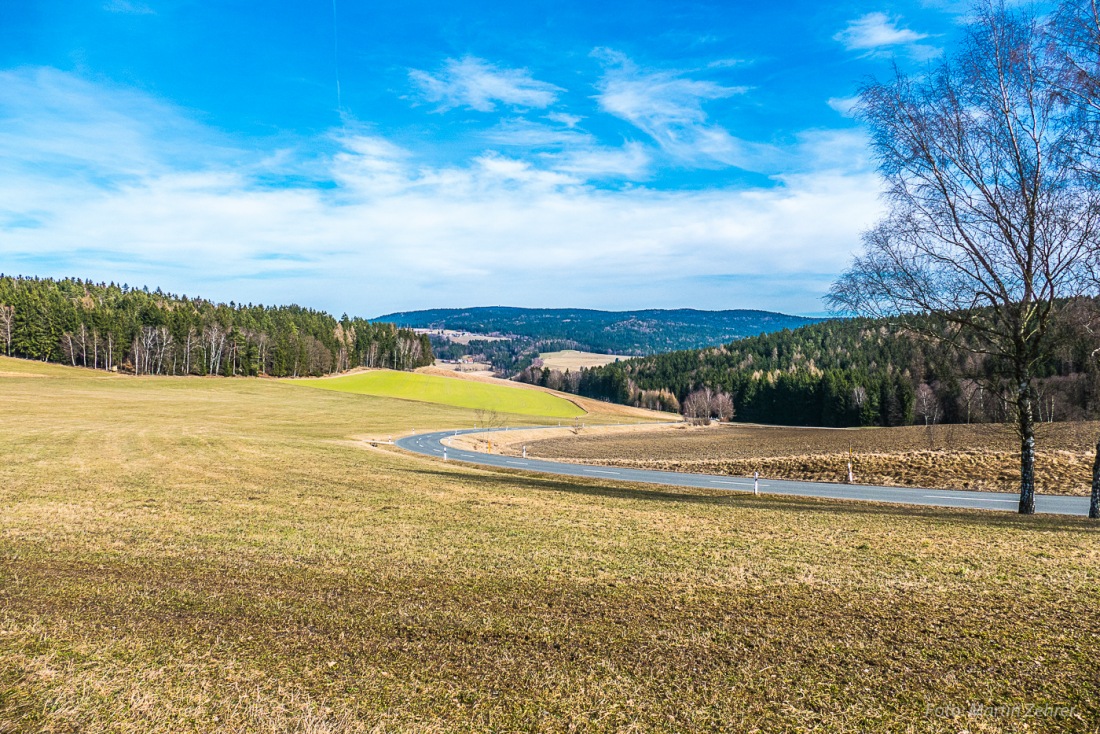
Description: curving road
xmin=396 ymin=426 xmax=1092 ymax=517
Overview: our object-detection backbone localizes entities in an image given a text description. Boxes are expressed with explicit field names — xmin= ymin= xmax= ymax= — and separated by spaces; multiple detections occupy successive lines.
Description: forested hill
xmin=524 ymin=312 xmax=1100 ymax=428
xmin=375 ymin=306 xmax=821 ymax=355
xmin=0 ymin=275 xmax=433 ymax=377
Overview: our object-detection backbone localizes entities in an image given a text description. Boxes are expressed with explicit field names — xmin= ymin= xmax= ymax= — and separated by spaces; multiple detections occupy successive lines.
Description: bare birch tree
xmin=710 ymin=391 xmax=735 ymax=422
xmin=683 ymin=389 xmax=713 ymax=426
xmin=828 ymin=2 xmax=1100 ymax=514
xmin=0 ymin=305 xmax=12 ymax=356
xmin=1051 ymin=1 xmax=1100 ymax=519
xmin=203 ymin=323 xmax=226 ymax=375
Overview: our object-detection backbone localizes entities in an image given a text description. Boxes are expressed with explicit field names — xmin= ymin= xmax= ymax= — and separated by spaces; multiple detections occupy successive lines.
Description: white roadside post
xmin=847 ymin=442 xmax=854 ymax=484
xmin=753 ymin=471 xmax=760 ymax=496
xmin=443 ymin=447 xmax=447 ymax=461
xmin=523 ymin=445 xmax=527 ymax=459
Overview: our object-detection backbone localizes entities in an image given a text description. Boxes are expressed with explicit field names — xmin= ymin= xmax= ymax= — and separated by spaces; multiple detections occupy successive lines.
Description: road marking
xmin=923 ymin=495 xmax=1016 ymax=503
xmin=505 ymin=461 xmax=528 ymax=466
xmin=393 ymin=429 xmax=1083 ymax=516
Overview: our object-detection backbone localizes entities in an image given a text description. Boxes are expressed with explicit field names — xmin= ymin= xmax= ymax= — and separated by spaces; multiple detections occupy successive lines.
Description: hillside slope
xmin=531 ymin=312 xmax=1100 ymax=428
xmin=375 ymin=306 xmax=821 ymax=355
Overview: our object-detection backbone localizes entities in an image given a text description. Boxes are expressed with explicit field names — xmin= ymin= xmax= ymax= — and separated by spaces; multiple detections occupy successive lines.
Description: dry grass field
xmin=1 ymin=356 xmax=1099 ymax=732
xmin=518 ymin=422 xmax=1100 ymax=496
xmin=536 ymin=350 xmax=627 ymax=371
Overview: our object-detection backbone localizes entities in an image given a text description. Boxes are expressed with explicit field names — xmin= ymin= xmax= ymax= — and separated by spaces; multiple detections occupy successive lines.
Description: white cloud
xmin=546 ymin=142 xmax=651 ymax=180
xmin=546 ymin=112 xmax=583 ymax=128
xmin=408 ymin=56 xmax=562 ymax=112
xmin=834 ymin=12 xmax=939 ymax=59
xmin=827 ymin=95 xmax=860 ymax=117
xmin=0 ymin=67 xmax=225 ymax=180
xmin=481 ymin=119 xmax=650 ymax=179
xmin=835 ymin=12 xmax=926 ymax=49
xmin=103 ymin=0 xmax=155 ymax=14
xmin=593 ymin=50 xmax=761 ymax=169
xmin=0 ymin=68 xmax=883 ymax=314
xmin=483 ymin=119 xmax=594 ymax=148
xmin=707 ymin=58 xmax=749 ymax=69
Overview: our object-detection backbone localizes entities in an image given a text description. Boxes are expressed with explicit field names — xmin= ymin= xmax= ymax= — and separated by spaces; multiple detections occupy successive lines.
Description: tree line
xmin=524 ymin=306 xmax=1100 ymax=429
xmin=0 ymin=275 xmax=434 ymax=377
xmin=383 ymin=306 xmax=819 ymax=355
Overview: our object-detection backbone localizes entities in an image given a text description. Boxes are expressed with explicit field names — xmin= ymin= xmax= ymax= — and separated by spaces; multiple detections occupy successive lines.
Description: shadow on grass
xmin=412 ymin=463 xmax=1099 ymax=534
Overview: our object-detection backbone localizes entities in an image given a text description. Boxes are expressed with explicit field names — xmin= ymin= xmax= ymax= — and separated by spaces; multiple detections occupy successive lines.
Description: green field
xmin=1 ymin=356 xmax=1098 ymax=732
xmin=293 ymin=369 xmax=586 ymax=418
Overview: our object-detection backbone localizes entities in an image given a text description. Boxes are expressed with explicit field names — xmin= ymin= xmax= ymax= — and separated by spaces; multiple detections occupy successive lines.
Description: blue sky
xmin=1 ymin=0 xmax=978 ymax=316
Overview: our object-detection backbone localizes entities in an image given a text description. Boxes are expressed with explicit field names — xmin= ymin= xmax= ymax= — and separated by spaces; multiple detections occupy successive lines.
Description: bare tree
xmin=0 ymin=304 xmax=12 ymax=356
xmin=958 ymin=379 xmax=981 ymax=424
xmin=61 ymin=332 xmax=78 ymax=366
xmin=363 ymin=341 xmax=380 ymax=369
xmin=474 ymin=408 xmax=506 ymax=429
xmin=915 ymin=383 xmax=941 ymax=427
xmin=77 ymin=324 xmax=88 ymax=367
xmin=828 ymin=3 xmax=1100 ymax=514
xmin=182 ymin=326 xmax=197 ymax=375
xmin=682 ymin=389 xmax=713 ymax=426
xmin=710 ymin=391 xmax=735 ymax=422
xmin=851 ymin=385 xmax=868 ymax=413
xmin=306 ymin=336 xmax=333 ymax=375
xmin=1050 ymin=0 xmax=1100 ymax=184
xmin=1050 ymin=2 xmax=1100 ymax=519
xmin=203 ymin=323 xmax=227 ymax=375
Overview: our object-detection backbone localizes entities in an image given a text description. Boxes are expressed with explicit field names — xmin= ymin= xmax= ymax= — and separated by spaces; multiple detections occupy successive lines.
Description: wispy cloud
xmin=1 ymin=68 xmax=881 ymax=314
xmin=827 ymin=95 xmax=860 ymax=117
xmin=103 ymin=0 xmax=155 ymax=14
xmin=0 ymin=68 xmax=229 ymax=182
xmin=408 ymin=56 xmax=562 ymax=112
xmin=593 ymin=50 xmax=758 ymax=169
xmin=480 ymin=118 xmax=650 ymax=179
xmin=482 ymin=119 xmax=594 ymax=149
xmin=544 ymin=142 xmax=651 ymax=180
xmin=546 ymin=112 xmax=583 ymax=128
xmin=834 ymin=12 xmax=939 ymax=59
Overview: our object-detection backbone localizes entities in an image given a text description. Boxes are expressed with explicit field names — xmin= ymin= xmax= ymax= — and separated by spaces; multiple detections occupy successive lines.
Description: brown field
xmin=537 ymin=349 xmax=628 ymax=371
xmin=2 ymin=356 xmax=1099 ymax=732
xmin=514 ymin=421 xmax=1100 ymax=496
xmin=414 ymin=329 xmax=508 ymax=345
xmin=431 ymin=360 xmax=494 ymax=375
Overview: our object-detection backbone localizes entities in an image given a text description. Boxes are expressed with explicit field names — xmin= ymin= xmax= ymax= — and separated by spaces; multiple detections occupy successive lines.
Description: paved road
xmin=396 ymin=426 xmax=1093 ymax=517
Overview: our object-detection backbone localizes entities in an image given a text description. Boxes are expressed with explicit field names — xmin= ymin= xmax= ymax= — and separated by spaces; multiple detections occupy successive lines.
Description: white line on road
xmin=923 ymin=495 xmax=1016 ymax=503
xmin=506 ymin=461 xmax=528 ymax=466
xmin=713 ymin=480 xmax=751 ymax=486
xmin=587 ymin=469 xmax=621 ymax=475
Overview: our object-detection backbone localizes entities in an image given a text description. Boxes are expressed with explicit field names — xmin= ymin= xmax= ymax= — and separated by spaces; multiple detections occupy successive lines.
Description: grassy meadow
xmin=1 ymin=356 xmax=1099 ymax=732
xmin=293 ymin=369 xmax=586 ymax=419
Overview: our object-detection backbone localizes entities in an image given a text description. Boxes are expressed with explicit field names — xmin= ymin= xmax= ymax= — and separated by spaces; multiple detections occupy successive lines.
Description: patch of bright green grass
xmin=291 ymin=369 xmax=586 ymax=418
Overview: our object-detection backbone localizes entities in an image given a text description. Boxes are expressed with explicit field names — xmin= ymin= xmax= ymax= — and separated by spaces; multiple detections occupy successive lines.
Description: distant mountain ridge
xmin=374 ymin=306 xmax=823 ymax=355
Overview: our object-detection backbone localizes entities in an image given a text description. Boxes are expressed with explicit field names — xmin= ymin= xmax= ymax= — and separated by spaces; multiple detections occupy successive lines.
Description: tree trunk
xmin=1090 ymin=438 xmax=1100 ymax=520
xmin=1017 ymin=381 xmax=1036 ymax=515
